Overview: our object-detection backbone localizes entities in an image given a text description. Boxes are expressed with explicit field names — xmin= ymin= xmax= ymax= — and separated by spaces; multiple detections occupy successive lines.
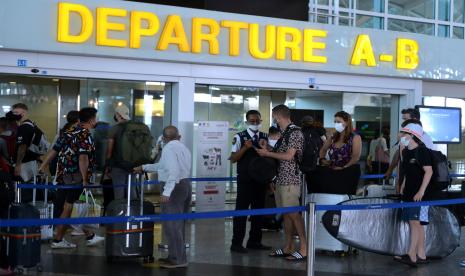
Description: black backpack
xmin=415 ymin=147 xmax=451 ymax=191
xmin=299 ymin=127 xmax=324 ymax=174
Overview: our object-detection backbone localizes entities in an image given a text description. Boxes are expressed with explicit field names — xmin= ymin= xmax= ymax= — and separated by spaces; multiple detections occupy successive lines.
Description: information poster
xmin=196 ymin=121 xmax=229 ymax=212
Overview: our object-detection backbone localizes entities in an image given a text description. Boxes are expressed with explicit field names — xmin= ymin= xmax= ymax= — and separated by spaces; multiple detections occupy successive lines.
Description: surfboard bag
xmin=322 ymin=197 xmax=460 ymax=258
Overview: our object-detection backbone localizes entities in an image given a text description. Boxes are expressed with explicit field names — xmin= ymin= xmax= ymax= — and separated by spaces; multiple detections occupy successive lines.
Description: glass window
xmin=388 ymin=0 xmax=435 ymax=19
xmin=453 ymin=26 xmax=465 ymax=38
xmin=318 ymin=0 xmax=330 ymax=5
xmin=439 ymin=0 xmax=451 ymax=21
xmin=445 ymin=98 xmax=465 ymax=175
xmin=340 ymin=0 xmax=351 ymax=8
xmin=339 ymin=11 xmax=353 ymax=26
xmin=317 ymin=9 xmax=331 ymax=23
xmin=454 ymin=0 xmax=465 ymax=23
xmin=356 ymin=0 xmax=384 ymax=12
xmin=0 ymin=76 xmax=58 ymax=142
xmin=438 ymin=24 xmax=450 ymax=37
xmin=356 ymin=15 xmax=384 ymax=29
xmin=82 ymin=79 xmax=172 ymax=143
xmin=388 ymin=19 xmax=434 ymax=35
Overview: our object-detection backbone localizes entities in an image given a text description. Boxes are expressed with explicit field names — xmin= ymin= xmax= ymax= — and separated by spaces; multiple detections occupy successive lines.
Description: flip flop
xmin=269 ymin=249 xmax=291 ymax=257
xmin=286 ymin=251 xmax=307 ymax=262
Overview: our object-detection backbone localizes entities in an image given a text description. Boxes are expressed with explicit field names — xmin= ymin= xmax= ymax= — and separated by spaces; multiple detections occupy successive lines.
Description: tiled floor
xmin=27 ymin=218 xmax=465 ymax=276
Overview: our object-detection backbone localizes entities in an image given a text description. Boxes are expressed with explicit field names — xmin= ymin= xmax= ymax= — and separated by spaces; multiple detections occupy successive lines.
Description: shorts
xmin=57 ymin=173 xmax=84 ymax=204
xmin=275 ymin=185 xmax=301 ymax=207
xmin=402 ymin=206 xmax=429 ymax=225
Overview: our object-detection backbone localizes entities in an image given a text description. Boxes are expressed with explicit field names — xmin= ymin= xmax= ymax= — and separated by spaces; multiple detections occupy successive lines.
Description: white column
xmin=171 ymin=77 xmax=195 ymax=154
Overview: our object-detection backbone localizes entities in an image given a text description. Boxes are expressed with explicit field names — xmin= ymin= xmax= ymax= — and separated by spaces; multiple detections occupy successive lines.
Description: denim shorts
xmin=402 ymin=206 xmax=429 ymax=225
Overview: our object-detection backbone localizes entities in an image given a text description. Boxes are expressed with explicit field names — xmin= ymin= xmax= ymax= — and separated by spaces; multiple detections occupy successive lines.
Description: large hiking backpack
xmin=299 ymin=127 xmax=324 ymax=174
xmin=23 ymin=121 xmax=50 ymax=155
xmin=415 ymin=147 xmax=451 ymax=192
xmin=115 ymin=121 xmax=153 ymax=171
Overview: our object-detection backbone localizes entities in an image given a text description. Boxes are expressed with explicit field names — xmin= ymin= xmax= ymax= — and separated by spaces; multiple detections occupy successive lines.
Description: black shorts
xmin=57 ymin=173 xmax=84 ymax=204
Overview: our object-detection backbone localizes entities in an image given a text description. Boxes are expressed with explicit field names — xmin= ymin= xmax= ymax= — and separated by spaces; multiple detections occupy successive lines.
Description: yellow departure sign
xmin=56 ymin=2 xmax=419 ymax=70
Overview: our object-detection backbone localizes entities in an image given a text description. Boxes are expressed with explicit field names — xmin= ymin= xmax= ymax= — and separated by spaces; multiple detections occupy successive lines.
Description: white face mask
xmin=248 ymin=123 xmax=261 ymax=132
xmin=268 ymin=139 xmax=278 ymax=148
xmin=334 ymin=122 xmax=345 ymax=133
xmin=400 ymin=136 xmax=410 ymax=147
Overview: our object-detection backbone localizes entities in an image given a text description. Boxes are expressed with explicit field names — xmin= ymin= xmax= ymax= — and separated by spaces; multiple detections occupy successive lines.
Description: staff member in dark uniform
xmin=230 ymin=110 xmax=271 ymax=253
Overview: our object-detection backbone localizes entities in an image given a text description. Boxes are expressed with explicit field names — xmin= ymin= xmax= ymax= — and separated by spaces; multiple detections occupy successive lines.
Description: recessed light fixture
xmin=9 ymin=82 xmax=16 ymax=85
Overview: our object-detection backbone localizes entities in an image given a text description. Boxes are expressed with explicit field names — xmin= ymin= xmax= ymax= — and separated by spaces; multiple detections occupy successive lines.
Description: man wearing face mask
xmin=50 ymin=107 xmax=104 ymax=249
xmin=257 ymin=105 xmax=307 ymax=262
xmin=11 ymin=103 xmax=38 ymax=185
xmin=229 ymin=110 xmax=270 ymax=253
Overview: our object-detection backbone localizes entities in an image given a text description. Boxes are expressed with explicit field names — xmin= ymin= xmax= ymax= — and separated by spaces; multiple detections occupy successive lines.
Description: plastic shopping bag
xmin=71 ymin=190 xmax=102 ymax=230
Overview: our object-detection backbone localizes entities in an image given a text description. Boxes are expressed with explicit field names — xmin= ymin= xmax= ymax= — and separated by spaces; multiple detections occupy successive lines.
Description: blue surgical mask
xmin=400 ymin=136 xmax=410 ymax=147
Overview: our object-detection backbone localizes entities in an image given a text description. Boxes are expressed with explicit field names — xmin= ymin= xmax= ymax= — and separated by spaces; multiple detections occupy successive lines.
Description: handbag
xmin=71 ymin=190 xmax=102 ymax=230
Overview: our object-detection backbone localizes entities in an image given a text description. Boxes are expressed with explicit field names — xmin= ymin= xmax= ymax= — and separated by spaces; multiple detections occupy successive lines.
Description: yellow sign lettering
xmin=248 ymin=24 xmax=276 ymax=59
xmin=276 ymin=26 xmax=302 ymax=61
xmin=96 ymin=7 xmax=128 ymax=48
xmin=303 ymin=29 xmax=327 ymax=63
xmin=192 ymin=18 xmax=220 ymax=55
xmin=157 ymin=15 xmax=190 ymax=52
xmin=397 ymin=38 xmax=419 ymax=70
xmin=221 ymin=20 xmax=248 ymax=56
xmin=57 ymin=2 xmax=93 ymax=43
xmin=129 ymin=11 xmax=159 ymax=49
xmin=350 ymin=34 xmax=377 ymax=67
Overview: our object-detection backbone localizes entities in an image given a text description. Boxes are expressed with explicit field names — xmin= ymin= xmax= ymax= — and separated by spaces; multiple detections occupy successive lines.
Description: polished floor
xmin=22 ymin=218 xmax=465 ymax=276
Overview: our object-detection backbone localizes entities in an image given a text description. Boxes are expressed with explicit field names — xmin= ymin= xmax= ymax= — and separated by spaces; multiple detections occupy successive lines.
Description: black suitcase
xmin=5 ymin=202 xmax=42 ymax=273
xmin=105 ymin=174 xmax=155 ymax=263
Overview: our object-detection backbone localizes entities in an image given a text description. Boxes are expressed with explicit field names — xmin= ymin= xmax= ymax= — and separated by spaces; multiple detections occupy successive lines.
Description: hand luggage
xmin=3 ymin=182 xmax=43 ymax=273
xmin=307 ymin=193 xmax=350 ymax=254
xmin=31 ymin=174 xmax=54 ymax=240
xmin=105 ymin=174 xmax=155 ymax=263
xmin=363 ymin=178 xmax=396 ymax=198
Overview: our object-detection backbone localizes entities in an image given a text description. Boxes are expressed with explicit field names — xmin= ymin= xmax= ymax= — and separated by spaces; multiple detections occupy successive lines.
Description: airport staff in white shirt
xmin=134 ymin=126 xmax=192 ymax=269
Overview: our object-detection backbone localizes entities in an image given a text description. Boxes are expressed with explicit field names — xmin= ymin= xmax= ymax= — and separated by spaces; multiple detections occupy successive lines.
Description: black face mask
xmin=11 ymin=114 xmax=22 ymax=121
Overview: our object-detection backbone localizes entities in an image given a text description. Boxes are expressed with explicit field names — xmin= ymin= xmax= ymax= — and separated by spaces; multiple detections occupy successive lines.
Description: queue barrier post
xmin=306 ymin=202 xmax=316 ymax=276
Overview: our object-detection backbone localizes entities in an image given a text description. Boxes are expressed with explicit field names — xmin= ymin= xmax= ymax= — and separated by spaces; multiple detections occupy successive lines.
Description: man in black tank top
xmin=229 ymin=110 xmax=271 ymax=253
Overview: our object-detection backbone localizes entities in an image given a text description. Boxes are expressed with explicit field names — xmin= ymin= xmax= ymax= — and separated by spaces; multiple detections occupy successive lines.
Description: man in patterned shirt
xmin=257 ymin=104 xmax=307 ymax=262
xmin=51 ymin=107 xmax=104 ymax=249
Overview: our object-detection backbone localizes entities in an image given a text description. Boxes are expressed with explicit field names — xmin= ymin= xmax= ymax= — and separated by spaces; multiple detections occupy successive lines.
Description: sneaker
xmin=86 ymin=235 xmax=105 ymax=247
xmin=51 ymin=239 xmax=77 ymax=249
xmin=71 ymin=229 xmax=85 ymax=236
xmin=460 ymin=260 xmax=465 ymax=267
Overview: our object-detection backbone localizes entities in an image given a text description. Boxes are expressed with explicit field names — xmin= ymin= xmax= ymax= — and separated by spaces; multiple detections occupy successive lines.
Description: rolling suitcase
xmin=31 ymin=174 xmax=54 ymax=240
xmin=105 ymin=174 xmax=155 ymax=263
xmin=307 ymin=193 xmax=350 ymax=254
xmin=4 ymin=182 xmax=43 ymax=273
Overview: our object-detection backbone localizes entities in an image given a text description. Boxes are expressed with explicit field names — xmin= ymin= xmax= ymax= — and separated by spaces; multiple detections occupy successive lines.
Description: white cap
xmin=115 ymin=104 xmax=130 ymax=120
xmin=401 ymin=123 xmax=424 ymax=141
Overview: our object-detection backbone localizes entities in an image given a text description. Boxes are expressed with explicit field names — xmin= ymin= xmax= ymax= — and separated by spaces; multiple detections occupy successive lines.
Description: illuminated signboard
xmin=56 ymin=2 xmax=419 ymax=70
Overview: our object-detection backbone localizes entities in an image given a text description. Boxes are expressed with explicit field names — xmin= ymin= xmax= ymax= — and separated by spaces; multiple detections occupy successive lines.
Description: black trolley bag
xmin=105 ymin=174 xmax=155 ymax=263
xmin=4 ymin=182 xmax=42 ymax=273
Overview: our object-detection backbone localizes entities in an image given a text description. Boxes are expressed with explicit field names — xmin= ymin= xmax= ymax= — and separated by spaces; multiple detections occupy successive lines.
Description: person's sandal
xmin=286 ymin=252 xmax=307 ymax=262
xmin=269 ymin=249 xmax=291 ymax=258
xmin=417 ymin=256 xmax=429 ymax=264
xmin=394 ymin=255 xmax=417 ymax=267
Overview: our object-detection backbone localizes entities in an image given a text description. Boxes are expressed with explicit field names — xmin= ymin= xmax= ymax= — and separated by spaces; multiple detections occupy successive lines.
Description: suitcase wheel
xmin=36 ymin=264 xmax=43 ymax=272
xmin=143 ymin=256 xmax=155 ymax=264
xmin=14 ymin=267 xmax=24 ymax=274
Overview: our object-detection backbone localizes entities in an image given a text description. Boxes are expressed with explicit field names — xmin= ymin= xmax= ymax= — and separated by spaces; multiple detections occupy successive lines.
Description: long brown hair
xmin=333 ymin=111 xmax=353 ymax=144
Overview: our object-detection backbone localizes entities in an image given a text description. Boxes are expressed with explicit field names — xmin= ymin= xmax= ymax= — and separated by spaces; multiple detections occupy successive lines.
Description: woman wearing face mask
xmin=319 ymin=111 xmax=362 ymax=170
xmin=395 ymin=123 xmax=433 ymax=267
xmin=313 ymin=111 xmax=362 ymax=195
